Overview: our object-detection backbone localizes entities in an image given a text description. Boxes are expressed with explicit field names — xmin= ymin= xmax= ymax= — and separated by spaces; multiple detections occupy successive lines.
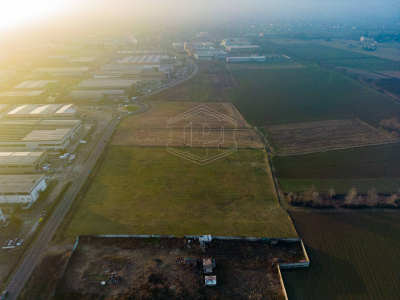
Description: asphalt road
xmin=4 ymin=60 xmax=199 ymax=299
xmin=4 ymin=117 xmax=120 ymax=300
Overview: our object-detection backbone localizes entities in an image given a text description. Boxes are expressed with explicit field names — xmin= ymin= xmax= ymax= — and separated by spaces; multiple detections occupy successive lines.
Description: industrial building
xmin=69 ymin=57 xmax=100 ymax=64
xmin=0 ymin=175 xmax=47 ymax=204
xmin=3 ymin=104 xmax=78 ymax=118
xmin=226 ymin=56 xmax=266 ymax=63
xmin=193 ymin=49 xmax=227 ymax=60
xmin=225 ymin=45 xmax=261 ymax=52
xmin=69 ymin=90 xmax=126 ymax=100
xmin=0 ymin=151 xmax=47 ymax=174
xmin=76 ymin=79 xmax=139 ymax=90
xmin=265 ymin=54 xmax=293 ymax=61
xmin=221 ymin=38 xmax=252 ymax=47
xmin=32 ymin=67 xmax=90 ymax=77
xmin=115 ymin=55 xmax=169 ymax=65
xmin=0 ymin=91 xmax=45 ymax=102
xmin=0 ymin=119 xmax=82 ymax=150
xmin=14 ymin=80 xmax=57 ymax=90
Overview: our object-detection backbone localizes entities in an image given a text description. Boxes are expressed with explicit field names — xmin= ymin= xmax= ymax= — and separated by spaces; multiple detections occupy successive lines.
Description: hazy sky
xmin=1 ymin=0 xmax=399 ymax=34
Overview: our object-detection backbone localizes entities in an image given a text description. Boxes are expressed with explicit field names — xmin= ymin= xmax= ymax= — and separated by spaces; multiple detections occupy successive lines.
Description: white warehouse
xmin=0 ymin=175 xmax=47 ymax=204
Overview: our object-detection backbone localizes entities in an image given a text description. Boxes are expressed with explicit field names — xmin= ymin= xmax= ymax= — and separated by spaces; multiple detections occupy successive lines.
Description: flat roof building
xmin=116 ymin=55 xmax=169 ymax=65
xmin=13 ymin=80 xmax=57 ymax=90
xmin=0 ymin=91 xmax=44 ymax=101
xmin=225 ymin=45 xmax=261 ymax=52
xmin=0 ymin=119 xmax=82 ymax=150
xmin=69 ymin=90 xmax=126 ymax=100
xmin=0 ymin=175 xmax=47 ymax=204
xmin=76 ymin=79 xmax=138 ymax=90
xmin=226 ymin=56 xmax=266 ymax=63
xmin=0 ymin=151 xmax=47 ymax=174
xmin=32 ymin=67 xmax=90 ymax=77
xmin=3 ymin=104 xmax=78 ymax=118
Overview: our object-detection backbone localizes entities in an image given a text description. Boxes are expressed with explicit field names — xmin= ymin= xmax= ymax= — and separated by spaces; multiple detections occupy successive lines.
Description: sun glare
xmin=0 ymin=0 xmax=68 ymax=32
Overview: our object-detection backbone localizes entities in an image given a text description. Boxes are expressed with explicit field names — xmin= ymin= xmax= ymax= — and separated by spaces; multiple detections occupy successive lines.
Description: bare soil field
xmin=264 ymin=118 xmax=398 ymax=155
xmin=112 ymin=102 xmax=264 ymax=149
xmin=54 ymin=236 xmax=305 ymax=299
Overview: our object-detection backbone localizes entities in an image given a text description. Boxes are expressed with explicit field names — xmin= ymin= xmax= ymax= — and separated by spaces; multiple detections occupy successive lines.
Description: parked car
xmin=16 ymin=239 xmax=23 ymax=246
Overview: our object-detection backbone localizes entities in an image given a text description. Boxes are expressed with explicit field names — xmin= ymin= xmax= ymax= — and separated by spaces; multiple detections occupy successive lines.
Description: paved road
xmin=139 ymin=60 xmax=198 ymax=101
xmin=4 ymin=117 xmax=120 ymax=300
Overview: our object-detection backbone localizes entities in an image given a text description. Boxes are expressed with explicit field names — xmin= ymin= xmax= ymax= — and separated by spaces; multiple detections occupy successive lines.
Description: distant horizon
xmin=1 ymin=0 xmax=400 ymax=37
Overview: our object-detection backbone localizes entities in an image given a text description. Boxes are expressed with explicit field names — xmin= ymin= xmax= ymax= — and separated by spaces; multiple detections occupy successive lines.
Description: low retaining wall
xmin=277 ymin=239 xmax=310 ymax=299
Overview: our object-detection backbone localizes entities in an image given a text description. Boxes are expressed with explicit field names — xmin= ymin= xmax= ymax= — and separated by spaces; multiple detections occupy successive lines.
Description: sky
xmin=1 ymin=0 xmax=399 ymax=34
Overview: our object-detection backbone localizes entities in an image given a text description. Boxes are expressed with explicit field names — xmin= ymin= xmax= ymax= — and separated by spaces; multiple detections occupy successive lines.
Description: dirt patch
xmin=112 ymin=102 xmax=264 ymax=148
xmin=264 ymin=119 xmax=398 ymax=155
xmin=54 ymin=236 xmax=305 ymax=299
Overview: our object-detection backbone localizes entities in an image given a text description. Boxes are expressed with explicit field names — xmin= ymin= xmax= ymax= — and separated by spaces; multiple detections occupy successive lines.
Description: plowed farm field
xmin=281 ymin=210 xmax=400 ymax=300
xmin=112 ymin=102 xmax=264 ymax=149
xmin=264 ymin=118 xmax=398 ymax=155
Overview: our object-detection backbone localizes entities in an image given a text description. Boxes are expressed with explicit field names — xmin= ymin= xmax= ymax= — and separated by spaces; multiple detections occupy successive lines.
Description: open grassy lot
xmin=264 ymin=118 xmax=398 ymax=155
xmin=282 ymin=210 xmax=400 ymax=300
xmin=227 ymin=61 xmax=400 ymax=127
xmin=274 ymin=143 xmax=400 ymax=194
xmin=148 ymin=61 xmax=237 ymax=102
xmin=63 ymin=146 xmax=296 ymax=238
xmin=112 ymin=102 xmax=263 ymax=149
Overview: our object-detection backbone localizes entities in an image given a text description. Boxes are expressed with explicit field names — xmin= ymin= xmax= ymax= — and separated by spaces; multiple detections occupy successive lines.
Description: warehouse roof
xmin=101 ymin=64 xmax=158 ymax=70
xmin=33 ymin=67 xmax=89 ymax=73
xmin=4 ymin=104 xmax=77 ymax=116
xmin=14 ymin=80 xmax=57 ymax=89
xmin=69 ymin=90 xmax=126 ymax=99
xmin=0 ymin=152 xmax=45 ymax=165
xmin=0 ymin=175 xmax=44 ymax=193
xmin=0 ymin=91 xmax=43 ymax=97
xmin=22 ymin=129 xmax=71 ymax=141
xmin=77 ymin=79 xmax=138 ymax=89
xmin=0 ymin=119 xmax=81 ymax=142
xmin=116 ymin=55 xmax=169 ymax=64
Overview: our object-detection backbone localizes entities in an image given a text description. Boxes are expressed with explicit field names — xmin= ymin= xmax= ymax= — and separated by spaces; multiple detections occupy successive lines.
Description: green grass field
xmin=282 ymin=211 xmax=400 ymax=299
xmin=274 ymin=143 xmax=400 ymax=194
xmin=64 ymin=146 xmax=297 ymax=238
xmin=227 ymin=61 xmax=400 ymax=127
xmin=125 ymin=105 xmax=140 ymax=112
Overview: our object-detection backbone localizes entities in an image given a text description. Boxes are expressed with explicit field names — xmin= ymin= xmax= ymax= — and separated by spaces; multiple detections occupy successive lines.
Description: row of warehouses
xmin=183 ymin=38 xmax=262 ymax=61
xmin=0 ymin=104 xmax=82 ymax=204
xmin=1 ymin=52 xmax=174 ymax=103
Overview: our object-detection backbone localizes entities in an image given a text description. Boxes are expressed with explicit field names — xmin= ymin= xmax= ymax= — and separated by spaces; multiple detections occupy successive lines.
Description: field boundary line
xmin=274 ymin=140 xmax=400 ymax=157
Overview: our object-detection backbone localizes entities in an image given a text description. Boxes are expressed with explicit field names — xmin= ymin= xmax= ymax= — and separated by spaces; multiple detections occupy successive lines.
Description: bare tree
xmin=345 ymin=187 xmax=358 ymax=205
xmin=367 ymin=187 xmax=379 ymax=206
xmin=328 ymin=188 xmax=336 ymax=199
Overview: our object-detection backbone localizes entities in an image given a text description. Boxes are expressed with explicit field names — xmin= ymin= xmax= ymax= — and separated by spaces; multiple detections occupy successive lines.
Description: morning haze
xmin=0 ymin=0 xmax=399 ymax=299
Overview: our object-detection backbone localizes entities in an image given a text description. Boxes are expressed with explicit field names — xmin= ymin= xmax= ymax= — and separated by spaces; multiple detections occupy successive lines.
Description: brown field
xmin=112 ymin=102 xmax=264 ymax=148
xmin=264 ymin=118 xmax=398 ymax=155
xmin=53 ymin=236 xmax=305 ymax=299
